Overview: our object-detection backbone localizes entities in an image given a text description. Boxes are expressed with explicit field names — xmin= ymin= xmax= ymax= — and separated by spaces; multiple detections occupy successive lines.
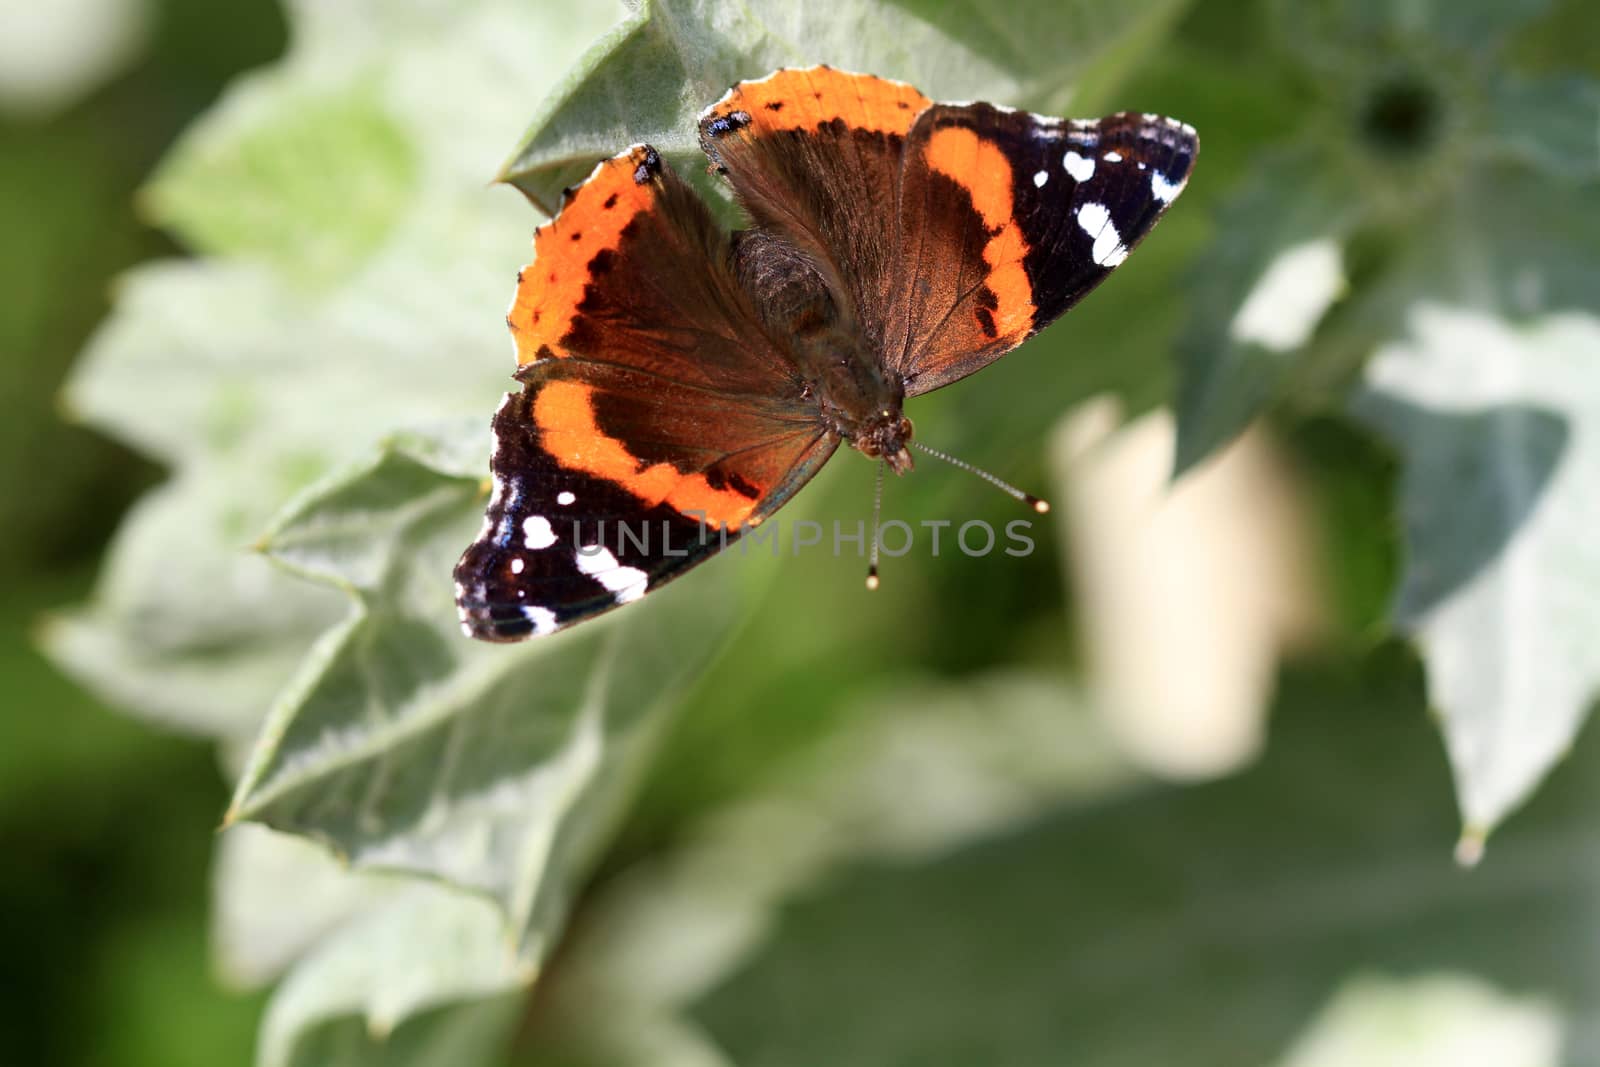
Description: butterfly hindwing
xmin=455 ymin=388 xmax=702 ymax=641
xmin=454 ymin=379 xmax=833 ymax=641
xmin=457 ymin=144 xmax=836 ymax=640
xmin=509 ymin=144 xmax=803 ymax=395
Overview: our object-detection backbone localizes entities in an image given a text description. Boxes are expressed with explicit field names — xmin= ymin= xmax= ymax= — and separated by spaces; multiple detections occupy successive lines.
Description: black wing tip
xmin=1112 ymin=110 xmax=1200 ymax=165
xmin=453 ymin=559 xmax=575 ymax=643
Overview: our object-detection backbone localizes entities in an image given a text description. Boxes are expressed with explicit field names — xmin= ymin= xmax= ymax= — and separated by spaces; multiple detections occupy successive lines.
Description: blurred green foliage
xmin=0 ymin=2 xmax=286 ymax=1063
xmin=5 ymin=0 xmax=1599 ymax=1065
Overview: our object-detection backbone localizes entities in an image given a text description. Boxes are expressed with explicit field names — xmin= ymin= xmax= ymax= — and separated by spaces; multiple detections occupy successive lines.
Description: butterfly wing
xmin=699 ymin=69 xmax=1197 ymax=399
xmin=507 ymin=144 xmax=805 ymax=394
xmin=890 ymin=106 xmax=1198 ymax=396
xmin=456 ymin=372 xmax=833 ymax=641
xmin=698 ymin=66 xmax=931 ymax=354
xmin=456 ymin=145 xmax=834 ymax=641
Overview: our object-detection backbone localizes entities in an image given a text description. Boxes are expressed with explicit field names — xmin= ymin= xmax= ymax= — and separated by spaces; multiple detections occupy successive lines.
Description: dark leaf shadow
xmin=1353 ymin=391 xmax=1570 ymax=622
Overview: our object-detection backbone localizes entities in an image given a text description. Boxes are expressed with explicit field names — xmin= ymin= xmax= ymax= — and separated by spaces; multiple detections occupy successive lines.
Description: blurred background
xmin=1 ymin=2 xmax=286 ymax=1063
xmin=2 ymin=1 xmax=1597 ymax=1065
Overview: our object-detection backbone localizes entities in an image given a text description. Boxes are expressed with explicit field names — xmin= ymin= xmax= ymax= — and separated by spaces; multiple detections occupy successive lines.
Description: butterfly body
xmin=728 ymin=227 xmax=913 ymax=468
xmin=455 ymin=67 xmax=1197 ymax=642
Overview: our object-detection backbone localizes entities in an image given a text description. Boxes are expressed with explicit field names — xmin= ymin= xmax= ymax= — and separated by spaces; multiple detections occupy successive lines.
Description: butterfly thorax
xmin=732 ymin=229 xmax=913 ymax=472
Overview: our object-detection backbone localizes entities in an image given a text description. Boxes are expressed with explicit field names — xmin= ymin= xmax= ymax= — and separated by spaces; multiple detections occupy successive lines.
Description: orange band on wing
xmin=705 ymin=67 xmax=930 ymax=136
xmin=532 ymin=380 xmax=760 ymax=529
xmin=508 ymin=147 xmax=658 ymax=365
xmin=924 ymin=126 xmax=1035 ymax=341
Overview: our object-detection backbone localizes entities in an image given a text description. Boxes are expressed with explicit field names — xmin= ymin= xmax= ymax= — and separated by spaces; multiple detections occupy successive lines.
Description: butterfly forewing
xmin=454 ymin=381 xmax=832 ymax=641
xmin=892 ymin=106 xmax=1198 ymax=396
xmin=699 ymin=68 xmax=932 ymax=353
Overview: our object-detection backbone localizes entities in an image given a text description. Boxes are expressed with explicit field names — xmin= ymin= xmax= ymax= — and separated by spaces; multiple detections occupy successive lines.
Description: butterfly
xmin=455 ymin=66 xmax=1197 ymax=641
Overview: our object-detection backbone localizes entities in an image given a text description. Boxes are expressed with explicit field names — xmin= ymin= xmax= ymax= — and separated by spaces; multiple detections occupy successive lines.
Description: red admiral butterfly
xmin=456 ymin=67 xmax=1197 ymax=641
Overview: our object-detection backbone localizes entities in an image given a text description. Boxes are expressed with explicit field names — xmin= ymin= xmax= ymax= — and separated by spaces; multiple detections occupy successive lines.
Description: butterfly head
xmin=852 ymin=409 xmax=915 ymax=474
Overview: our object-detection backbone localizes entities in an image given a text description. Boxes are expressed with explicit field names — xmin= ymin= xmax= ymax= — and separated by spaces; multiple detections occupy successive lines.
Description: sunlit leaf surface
xmin=232 ymin=427 xmax=743 ymax=956
xmin=500 ymin=0 xmax=1189 ymax=210
xmin=1355 ymin=309 xmax=1600 ymax=841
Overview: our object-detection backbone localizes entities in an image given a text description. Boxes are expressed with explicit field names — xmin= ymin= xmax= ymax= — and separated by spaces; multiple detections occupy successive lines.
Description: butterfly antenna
xmin=910 ymin=440 xmax=1050 ymax=514
xmin=867 ymin=459 xmax=885 ymax=590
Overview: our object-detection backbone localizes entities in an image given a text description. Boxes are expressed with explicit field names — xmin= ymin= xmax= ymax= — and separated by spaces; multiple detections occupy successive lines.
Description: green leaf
xmin=276 ymin=996 xmax=524 ymax=1067
xmin=676 ymin=655 xmax=1596 ymax=1064
xmin=1482 ymin=73 xmax=1600 ymax=183
xmin=523 ymin=652 xmax=1600 ymax=1064
xmin=257 ymin=884 xmax=528 ymax=1067
xmin=216 ymin=823 xmax=528 ymax=1067
xmin=228 ymin=426 xmax=746 ymax=957
xmin=47 ymin=264 xmax=348 ymax=736
xmin=1174 ymin=0 xmax=1592 ymax=474
xmin=1353 ymin=307 xmax=1600 ymax=842
xmin=1173 ymin=146 xmax=1359 ymax=472
xmin=1311 ymin=162 xmax=1600 ymax=836
xmin=213 ymin=824 xmax=389 ymax=990
xmin=42 ymin=471 xmax=345 ymax=738
xmin=518 ymin=672 xmax=1136 ymax=1064
xmin=499 ymin=0 xmax=1191 ymax=211
xmin=47 ymin=0 xmax=624 ymax=737
xmin=145 ymin=80 xmax=418 ymax=289
xmin=1277 ymin=973 xmax=1562 ymax=1067
xmin=1296 ymin=164 xmax=1600 ymax=403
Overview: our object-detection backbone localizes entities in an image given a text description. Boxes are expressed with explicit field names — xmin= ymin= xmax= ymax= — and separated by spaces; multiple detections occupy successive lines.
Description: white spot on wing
xmin=522 ymin=515 xmax=557 ymax=550
xmin=1076 ymin=202 xmax=1128 ymax=267
xmin=1063 ymin=150 xmax=1094 ymax=183
xmin=510 ymin=557 xmax=525 ymax=574
xmin=1150 ymin=169 xmax=1186 ymax=203
xmin=521 ymin=605 xmax=558 ymax=635
xmin=1103 ymin=150 xmax=1123 ymax=162
xmin=557 ymin=491 xmax=576 ymax=506
xmin=575 ymin=545 xmax=649 ymax=604
xmin=1033 ymin=169 xmax=1048 ymax=188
